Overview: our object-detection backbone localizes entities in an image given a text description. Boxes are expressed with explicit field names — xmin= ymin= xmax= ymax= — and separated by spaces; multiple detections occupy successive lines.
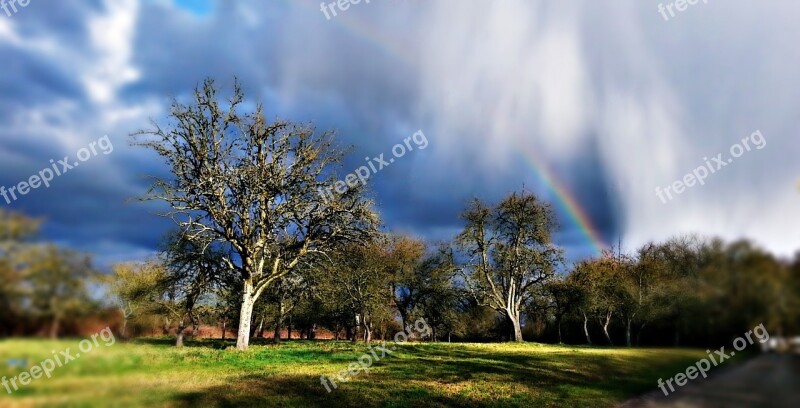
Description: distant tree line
xmin=538 ymin=236 xmax=800 ymax=347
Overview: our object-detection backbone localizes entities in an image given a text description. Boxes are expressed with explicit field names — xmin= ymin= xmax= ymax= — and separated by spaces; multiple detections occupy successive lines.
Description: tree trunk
xmin=582 ymin=311 xmax=592 ymax=345
xmin=176 ymin=320 xmax=186 ymax=347
xmin=273 ymin=300 xmax=284 ymax=343
xmin=50 ymin=314 xmax=61 ymax=339
xmin=363 ymin=315 xmax=372 ymax=342
xmin=636 ymin=323 xmax=646 ymax=346
xmin=625 ymin=317 xmax=632 ymax=347
xmin=236 ymin=279 xmax=255 ymax=350
xmin=602 ymin=311 xmax=613 ymax=346
xmin=506 ymin=309 xmax=523 ymax=342
xmin=221 ymin=320 xmax=226 ymax=341
xmin=398 ymin=309 xmax=409 ymax=335
xmin=120 ymin=308 xmax=129 ymax=339
xmin=557 ymin=317 xmax=563 ymax=344
xmin=288 ymin=315 xmax=293 ymax=340
xmin=255 ymin=315 xmax=264 ymax=338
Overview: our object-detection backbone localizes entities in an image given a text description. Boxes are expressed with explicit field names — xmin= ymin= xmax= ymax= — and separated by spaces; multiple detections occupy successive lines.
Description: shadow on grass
xmin=168 ymin=343 xmax=693 ymax=407
xmin=172 ymin=372 xmax=493 ymax=408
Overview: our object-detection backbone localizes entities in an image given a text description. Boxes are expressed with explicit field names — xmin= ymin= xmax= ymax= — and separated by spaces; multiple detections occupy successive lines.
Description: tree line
xmin=2 ymin=80 xmax=798 ymax=349
xmin=4 ymin=203 xmax=798 ymax=349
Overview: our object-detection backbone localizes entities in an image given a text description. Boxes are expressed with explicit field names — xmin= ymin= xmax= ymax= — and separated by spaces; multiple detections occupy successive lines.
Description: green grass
xmin=0 ymin=338 xmax=708 ymax=407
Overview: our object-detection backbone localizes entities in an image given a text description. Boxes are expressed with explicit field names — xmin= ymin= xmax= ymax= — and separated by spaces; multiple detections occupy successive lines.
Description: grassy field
xmin=0 ymin=338 xmax=708 ymax=407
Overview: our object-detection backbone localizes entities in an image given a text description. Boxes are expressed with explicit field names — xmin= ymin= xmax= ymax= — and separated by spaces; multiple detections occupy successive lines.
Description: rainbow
xmin=287 ymin=0 xmax=608 ymax=255
xmin=517 ymin=144 xmax=607 ymax=255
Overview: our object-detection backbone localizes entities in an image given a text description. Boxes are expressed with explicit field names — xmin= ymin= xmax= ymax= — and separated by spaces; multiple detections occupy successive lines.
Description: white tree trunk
xmin=582 ymin=311 xmax=592 ymax=345
xmin=507 ymin=309 xmax=523 ymax=342
xmin=176 ymin=320 xmax=186 ymax=348
xmin=236 ymin=279 xmax=255 ymax=350
xmin=602 ymin=311 xmax=613 ymax=346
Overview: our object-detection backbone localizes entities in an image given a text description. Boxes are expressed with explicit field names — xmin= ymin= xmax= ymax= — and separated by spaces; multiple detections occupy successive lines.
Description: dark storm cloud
xmin=3 ymin=0 xmax=797 ymax=269
xmin=0 ymin=50 xmax=84 ymax=105
xmin=558 ymin=139 xmax=622 ymax=241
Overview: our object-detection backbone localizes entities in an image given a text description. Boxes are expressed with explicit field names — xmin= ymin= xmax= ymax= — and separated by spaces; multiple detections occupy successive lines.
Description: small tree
xmin=414 ymin=247 xmax=460 ymax=342
xmin=317 ymin=242 xmax=393 ymax=342
xmin=27 ymin=246 xmax=98 ymax=339
xmin=457 ymin=191 xmax=563 ymax=342
xmin=565 ymin=268 xmax=593 ymax=345
xmin=110 ymin=261 xmax=169 ymax=337
xmin=262 ymin=274 xmax=309 ymax=342
xmin=387 ymin=236 xmax=426 ymax=332
xmin=571 ymin=252 xmax=628 ymax=346
xmin=0 ymin=209 xmax=39 ymax=337
xmin=544 ymin=278 xmax=584 ymax=344
xmin=110 ymin=263 xmax=156 ymax=339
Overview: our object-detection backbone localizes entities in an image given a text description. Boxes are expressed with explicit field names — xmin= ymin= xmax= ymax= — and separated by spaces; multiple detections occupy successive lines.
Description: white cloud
xmin=414 ymin=0 xmax=800 ymax=255
xmin=82 ymin=0 xmax=140 ymax=104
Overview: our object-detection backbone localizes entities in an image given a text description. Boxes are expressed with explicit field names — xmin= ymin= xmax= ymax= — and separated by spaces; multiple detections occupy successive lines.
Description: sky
xmin=1 ymin=0 xmax=799 ymax=269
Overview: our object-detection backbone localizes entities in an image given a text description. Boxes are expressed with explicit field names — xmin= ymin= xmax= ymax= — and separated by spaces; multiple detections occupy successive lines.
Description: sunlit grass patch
xmin=0 ymin=339 xmax=707 ymax=407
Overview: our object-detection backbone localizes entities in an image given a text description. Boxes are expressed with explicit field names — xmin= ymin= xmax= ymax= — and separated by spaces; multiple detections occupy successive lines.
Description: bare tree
xmin=133 ymin=79 xmax=379 ymax=349
xmin=457 ymin=191 xmax=563 ymax=342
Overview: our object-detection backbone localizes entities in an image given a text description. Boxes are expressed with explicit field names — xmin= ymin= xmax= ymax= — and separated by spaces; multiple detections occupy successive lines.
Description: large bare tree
xmin=133 ymin=79 xmax=379 ymax=349
xmin=457 ymin=191 xmax=563 ymax=342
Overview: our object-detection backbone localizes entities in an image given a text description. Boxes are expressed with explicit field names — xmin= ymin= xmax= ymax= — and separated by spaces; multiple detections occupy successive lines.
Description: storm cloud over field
xmin=1 ymin=0 xmax=798 ymax=266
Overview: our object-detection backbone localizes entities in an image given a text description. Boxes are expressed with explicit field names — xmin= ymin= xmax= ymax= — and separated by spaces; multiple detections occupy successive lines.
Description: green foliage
xmin=26 ymin=245 xmax=100 ymax=338
xmin=314 ymin=241 xmax=395 ymax=342
xmin=0 ymin=209 xmax=97 ymax=338
xmin=557 ymin=235 xmax=799 ymax=347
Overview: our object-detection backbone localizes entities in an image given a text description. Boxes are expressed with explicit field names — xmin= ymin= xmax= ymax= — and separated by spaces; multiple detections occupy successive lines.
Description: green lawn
xmin=0 ymin=338 xmax=707 ymax=407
